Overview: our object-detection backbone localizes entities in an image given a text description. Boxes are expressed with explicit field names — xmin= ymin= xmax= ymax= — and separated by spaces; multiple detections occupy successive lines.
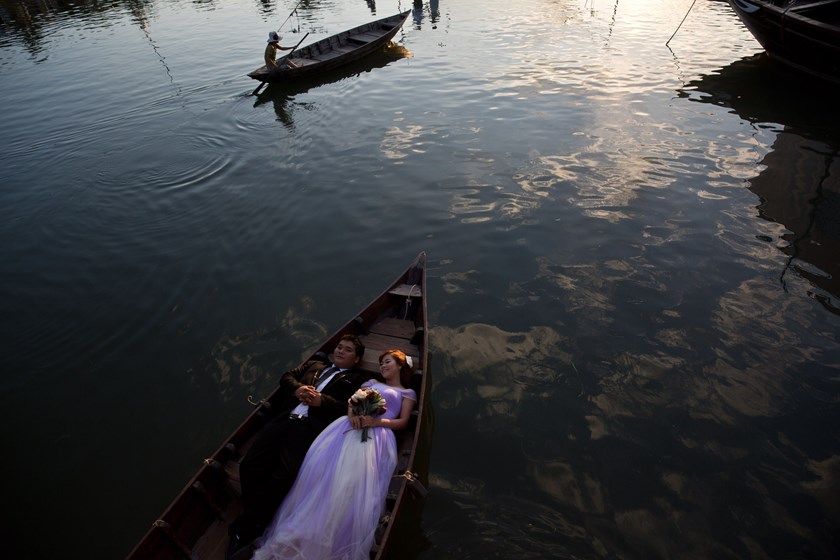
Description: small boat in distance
xmin=248 ymin=11 xmax=411 ymax=83
xmin=125 ymin=252 xmax=431 ymax=560
xmin=726 ymin=0 xmax=840 ymax=84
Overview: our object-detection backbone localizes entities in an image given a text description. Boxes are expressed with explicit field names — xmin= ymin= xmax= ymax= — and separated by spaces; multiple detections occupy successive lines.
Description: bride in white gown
xmin=252 ymin=349 xmax=418 ymax=560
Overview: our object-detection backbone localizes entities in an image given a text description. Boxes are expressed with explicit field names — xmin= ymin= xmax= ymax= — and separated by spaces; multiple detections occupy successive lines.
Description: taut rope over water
xmin=666 ymin=0 xmax=698 ymax=46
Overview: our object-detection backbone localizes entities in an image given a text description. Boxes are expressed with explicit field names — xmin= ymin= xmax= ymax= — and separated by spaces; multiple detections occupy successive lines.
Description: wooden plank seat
xmin=291 ymin=58 xmax=315 ymax=67
xmin=361 ymin=332 xmax=420 ymax=356
xmin=358 ymin=331 xmax=419 ymax=373
xmin=388 ymin=283 xmax=422 ymax=298
xmin=309 ymin=50 xmax=347 ymax=61
xmin=347 ymin=32 xmax=382 ymax=44
xmin=368 ymin=317 xmax=417 ymax=339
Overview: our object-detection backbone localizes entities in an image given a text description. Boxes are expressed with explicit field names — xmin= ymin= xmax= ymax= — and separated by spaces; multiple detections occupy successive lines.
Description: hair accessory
xmin=406 ymin=356 xmax=413 ymax=367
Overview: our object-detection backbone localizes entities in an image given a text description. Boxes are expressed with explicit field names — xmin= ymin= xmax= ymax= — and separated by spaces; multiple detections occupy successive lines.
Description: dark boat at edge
xmin=726 ymin=0 xmax=840 ymax=84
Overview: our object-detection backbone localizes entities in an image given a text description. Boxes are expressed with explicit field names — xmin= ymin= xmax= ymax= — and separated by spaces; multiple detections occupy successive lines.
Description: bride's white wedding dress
xmin=253 ymin=380 xmax=416 ymax=560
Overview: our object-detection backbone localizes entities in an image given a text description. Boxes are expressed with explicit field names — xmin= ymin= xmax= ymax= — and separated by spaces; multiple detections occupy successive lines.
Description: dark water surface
xmin=2 ymin=0 xmax=839 ymax=558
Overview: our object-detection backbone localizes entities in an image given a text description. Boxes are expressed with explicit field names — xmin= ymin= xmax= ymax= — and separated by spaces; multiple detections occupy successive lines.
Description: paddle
xmin=284 ymin=32 xmax=309 ymax=64
xmin=252 ymin=32 xmax=310 ymax=96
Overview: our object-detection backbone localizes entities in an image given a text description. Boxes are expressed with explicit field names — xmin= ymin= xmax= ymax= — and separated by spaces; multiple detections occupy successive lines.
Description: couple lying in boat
xmin=227 ymin=333 xmax=417 ymax=560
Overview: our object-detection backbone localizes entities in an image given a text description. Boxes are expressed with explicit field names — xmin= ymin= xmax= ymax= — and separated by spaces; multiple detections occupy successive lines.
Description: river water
xmin=2 ymin=0 xmax=839 ymax=558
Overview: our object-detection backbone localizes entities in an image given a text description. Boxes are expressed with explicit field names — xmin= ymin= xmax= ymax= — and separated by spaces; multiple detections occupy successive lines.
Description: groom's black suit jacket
xmin=277 ymin=360 xmax=366 ymax=430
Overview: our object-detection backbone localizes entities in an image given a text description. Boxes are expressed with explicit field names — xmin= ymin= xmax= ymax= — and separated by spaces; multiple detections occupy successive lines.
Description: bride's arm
xmin=364 ymin=397 xmax=416 ymax=431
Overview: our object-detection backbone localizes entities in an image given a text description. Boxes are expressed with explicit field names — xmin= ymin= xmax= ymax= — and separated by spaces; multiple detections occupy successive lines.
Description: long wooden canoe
xmin=248 ymin=11 xmax=411 ymax=83
xmin=126 ymin=252 xmax=431 ymax=560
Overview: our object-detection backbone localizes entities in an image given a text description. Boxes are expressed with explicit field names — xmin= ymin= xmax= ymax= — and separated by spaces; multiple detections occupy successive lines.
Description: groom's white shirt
xmin=290 ymin=366 xmax=344 ymax=417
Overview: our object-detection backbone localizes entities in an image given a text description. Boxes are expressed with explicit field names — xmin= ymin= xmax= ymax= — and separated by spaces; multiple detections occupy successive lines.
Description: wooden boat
xmin=727 ymin=0 xmax=840 ymax=84
xmin=126 ymin=252 xmax=431 ymax=560
xmin=248 ymin=11 xmax=411 ymax=83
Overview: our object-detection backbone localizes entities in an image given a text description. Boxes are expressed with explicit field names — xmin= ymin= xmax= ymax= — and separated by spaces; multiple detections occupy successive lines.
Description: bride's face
xmin=379 ymin=354 xmax=400 ymax=381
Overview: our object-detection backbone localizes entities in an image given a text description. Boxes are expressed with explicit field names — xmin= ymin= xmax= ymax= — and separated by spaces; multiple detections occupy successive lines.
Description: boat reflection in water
xmin=253 ymin=43 xmax=410 ymax=129
xmin=680 ymin=54 xmax=840 ymax=313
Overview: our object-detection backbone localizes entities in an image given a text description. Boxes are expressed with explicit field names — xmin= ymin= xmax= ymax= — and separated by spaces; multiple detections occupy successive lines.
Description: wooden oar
xmin=252 ymin=32 xmax=310 ymax=96
xmin=284 ymin=32 xmax=309 ymax=63
xmin=252 ymin=81 xmax=268 ymax=96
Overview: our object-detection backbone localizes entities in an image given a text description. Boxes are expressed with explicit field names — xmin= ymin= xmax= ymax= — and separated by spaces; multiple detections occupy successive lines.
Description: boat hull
xmin=248 ymin=11 xmax=410 ymax=83
xmin=727 ymin=0 xmax=840 ymax=84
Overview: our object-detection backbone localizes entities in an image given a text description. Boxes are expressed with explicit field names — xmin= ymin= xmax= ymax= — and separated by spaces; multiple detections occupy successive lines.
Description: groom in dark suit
xmin=228 ymin=333 xmax=367 ymax=558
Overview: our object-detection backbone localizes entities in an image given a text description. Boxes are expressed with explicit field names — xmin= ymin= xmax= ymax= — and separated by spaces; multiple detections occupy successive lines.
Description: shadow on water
xmin=680 ymin=54 xmax=840 ymax=314
xmin=252 ymin=42 xmax=410 ymax=129
xmin=678 ymin=53 xmax=839 ymax=132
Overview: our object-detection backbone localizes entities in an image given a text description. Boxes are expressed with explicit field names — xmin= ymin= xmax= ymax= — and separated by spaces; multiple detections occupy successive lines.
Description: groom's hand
xmin=296 ymin=385 xmax=319 ymax=405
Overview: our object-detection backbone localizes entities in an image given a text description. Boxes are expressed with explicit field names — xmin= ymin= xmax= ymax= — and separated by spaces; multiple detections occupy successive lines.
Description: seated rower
xmin=265 ymin=31 xmax=298 ymax=70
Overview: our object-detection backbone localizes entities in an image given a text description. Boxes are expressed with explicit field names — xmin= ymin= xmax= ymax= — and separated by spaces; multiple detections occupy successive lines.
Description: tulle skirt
xmin=253 ymin=416 xmax=397 ymax=560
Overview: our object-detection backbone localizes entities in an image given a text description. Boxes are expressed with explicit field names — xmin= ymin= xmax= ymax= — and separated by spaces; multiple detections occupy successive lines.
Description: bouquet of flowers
xmin=349 ymin=387 xmax=387 ymax=442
